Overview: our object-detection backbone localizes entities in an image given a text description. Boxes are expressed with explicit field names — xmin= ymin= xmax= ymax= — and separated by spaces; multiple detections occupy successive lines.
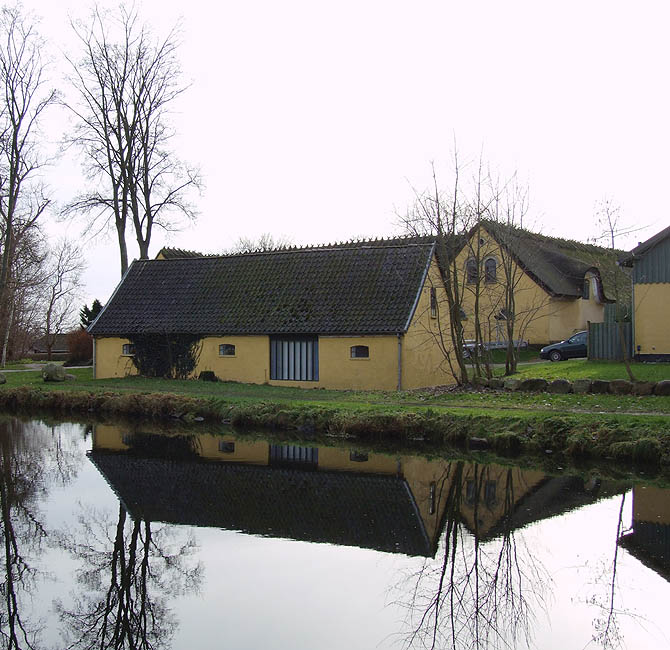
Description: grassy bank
xmin=2 ymin=365 xmax=670 ymax=469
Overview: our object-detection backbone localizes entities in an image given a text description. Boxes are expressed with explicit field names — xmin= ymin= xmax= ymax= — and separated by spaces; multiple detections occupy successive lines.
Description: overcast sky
xmin=20 ymin=0 xmax=670 ymax=304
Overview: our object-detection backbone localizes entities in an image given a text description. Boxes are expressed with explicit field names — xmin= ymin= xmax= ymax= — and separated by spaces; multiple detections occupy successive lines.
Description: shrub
xmin=66 ymin=329 xmax=93 ymax=365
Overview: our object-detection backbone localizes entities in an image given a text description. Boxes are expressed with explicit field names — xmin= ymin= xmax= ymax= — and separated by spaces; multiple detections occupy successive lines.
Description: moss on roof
xmin=91 ymin=242 xmax=435 ymax=336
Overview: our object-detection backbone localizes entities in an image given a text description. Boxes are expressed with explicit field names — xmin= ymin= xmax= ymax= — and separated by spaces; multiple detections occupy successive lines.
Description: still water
xmin=0 ymin=416 xmax=669 ymax=649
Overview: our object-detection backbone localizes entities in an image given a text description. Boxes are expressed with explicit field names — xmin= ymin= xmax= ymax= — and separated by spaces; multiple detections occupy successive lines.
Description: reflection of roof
xmin=89 ymin=451 xmax=432 ymax=557
xmin=89 ymin=243 xmax=434 ymax=336
xmin=620 ymin=522 xmax=670 ymax=582
xmin=476 ymin=476 xmax=622 ymax=541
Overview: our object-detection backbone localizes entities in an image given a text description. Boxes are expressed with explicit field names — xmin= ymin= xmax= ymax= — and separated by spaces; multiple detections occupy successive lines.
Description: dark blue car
xmin=540 ymin=331 xmax=588 ymax=362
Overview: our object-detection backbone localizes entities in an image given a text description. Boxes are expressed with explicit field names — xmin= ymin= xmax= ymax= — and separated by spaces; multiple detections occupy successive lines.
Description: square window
xmin=122 ymin=343 xmax=135 ymax=355
xmin=219 ymin=440 xmax=235 ymax=453
xmin=350 ymin=345 xmax=369 ymax=358
xmin=219 ymin=343 xmax=236 ymax=356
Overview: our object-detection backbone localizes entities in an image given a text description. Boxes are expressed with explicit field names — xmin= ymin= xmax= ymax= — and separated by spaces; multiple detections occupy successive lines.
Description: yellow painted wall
xmin=94 ymin=333 xmax=407 ymax=389
xmin=198 ymin=336 xmax=269 ymax=384
xmin=455 ymin=230 xmax=604 ymax=345
xmin=632 ymin=485 xmax=670 ymax=524
xmin=94 ymin=337 xmax=138 ymax=379
xmin=633 ymin=284 xmax=670 ymax=355
xmin=402 ymin=257 xmax=457 ymax=388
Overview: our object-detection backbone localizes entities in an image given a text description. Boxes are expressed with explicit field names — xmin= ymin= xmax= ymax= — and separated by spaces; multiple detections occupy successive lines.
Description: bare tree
xmin=55 ymin=503 xmax=202 ymax=650
xmin=0 ymin=6 xmax=56 ymax=366
xmin=65 ymin=5 xmax=201 ymax=276
xmin=594 ymin=199 xmax=635 ymax=381
xmin=41 ymin=239 xmax=84 ymax=360
xmin=401 ymin=156 xmax=473 ymax=385
xmin=228 ymin=232 xmax=293 ymax=254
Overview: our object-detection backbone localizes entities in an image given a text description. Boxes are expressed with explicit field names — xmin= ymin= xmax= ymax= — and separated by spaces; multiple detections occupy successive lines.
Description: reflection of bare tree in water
xmin=589 ymin=492 xmax=630 ymax=650
xmin=55 ymin=504 xmax=202 ymax=649
xmin=0 ymin=418 xmax=81 ymax=649
xmin=395 ymin=461 xmax=549 ymax=650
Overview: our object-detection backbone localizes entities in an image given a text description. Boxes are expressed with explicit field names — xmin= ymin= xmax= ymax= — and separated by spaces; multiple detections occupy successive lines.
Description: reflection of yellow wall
xmin=633 ymin=485 xmax=670 ymax=524
xmin=455 ymin=231 xmax=604 ymax=344
xmin=317 ymin=447 xmax=398 ymax=474
xmin=196 ymin=435 xmax=269 ymax=465
xmin=633 ymin=284 xmax=670 ymax=355
xmin=93 ymin=257 xmax=457 ymax=388
xmin=92 ymin=424 xmax=554 ymax=550
xmin=458 ymin=464 xmax=546 ymax=537
xmin=93 ymin=424 xmax=132 ymax=450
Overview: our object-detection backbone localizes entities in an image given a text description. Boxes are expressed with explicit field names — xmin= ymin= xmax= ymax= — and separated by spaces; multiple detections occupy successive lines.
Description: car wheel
xmin=549 ymin=350 xmax=562 ymax=362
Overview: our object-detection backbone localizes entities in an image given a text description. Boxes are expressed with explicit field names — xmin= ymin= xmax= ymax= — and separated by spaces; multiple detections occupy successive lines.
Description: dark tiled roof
xmin=89 ymin=452 xmax=432 ymax=556
xmin=31 ymin=333 xmax=69 ymax=352
xmin=481 ymin=221 xmax=621 ymax=300
xmin=90 ymin=243 xmax=435 ymax=336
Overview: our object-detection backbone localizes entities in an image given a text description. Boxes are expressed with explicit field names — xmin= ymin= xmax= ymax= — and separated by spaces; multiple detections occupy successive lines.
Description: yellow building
xmin=89 ymin=240 xmax=452 ymax=389
xmin=450 ymin=221 xmax=613 ymax=346
xmin=620 ymin=225 xmax=670 ymax=360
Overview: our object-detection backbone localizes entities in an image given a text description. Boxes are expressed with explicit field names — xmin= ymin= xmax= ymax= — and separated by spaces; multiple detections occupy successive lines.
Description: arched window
xmin=466 ymin=258 xmax=478 ymax=284
xmin=350 ymin=345 xmax=369 ymax=358
xmin=484 ymin=257 xmax=497 ymax=283
xmin=219 ymin=343 xmax=236 ymax=356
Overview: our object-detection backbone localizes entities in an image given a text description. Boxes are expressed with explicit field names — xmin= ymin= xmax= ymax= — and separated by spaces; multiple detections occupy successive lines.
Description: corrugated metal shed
xmin=632 ymin=236 xmax=670 ymax=284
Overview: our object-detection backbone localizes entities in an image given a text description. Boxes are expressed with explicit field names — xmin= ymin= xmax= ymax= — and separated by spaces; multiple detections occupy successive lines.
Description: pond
xmin=0 ymin=416 xmax=669 ymax=649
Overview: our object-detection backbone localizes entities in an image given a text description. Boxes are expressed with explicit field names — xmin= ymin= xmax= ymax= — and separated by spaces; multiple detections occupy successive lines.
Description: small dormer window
xmin=583 ymin=279 xmax=590 ymax=300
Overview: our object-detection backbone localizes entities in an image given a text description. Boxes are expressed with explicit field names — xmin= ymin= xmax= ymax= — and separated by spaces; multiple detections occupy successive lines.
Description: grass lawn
xmin=6 ymin=365 xmax=670 ymax=420
xmin=499 ymin=358 xmax=670 ymax=382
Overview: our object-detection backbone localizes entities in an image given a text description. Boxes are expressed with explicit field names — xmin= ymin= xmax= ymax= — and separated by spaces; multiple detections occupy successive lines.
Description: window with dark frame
xmin=122 ymin=343 xmax=135 ymax=355
xmin=430 ymin=286 xmax=437 ymax=318
xmin=219 ymin=343 xmax=236 ymax=356
xmin=219 ymin=440 xmax=235 ymax=454
xmin=350 ymin=345 xmax=369 ymax=358
xmin=484 ymin=257 xmax=497 ymax=283
xmin=583 ymin=278 xmax=590 ymax=300
xmin=466 ymin=259 xmax=478 ymax=284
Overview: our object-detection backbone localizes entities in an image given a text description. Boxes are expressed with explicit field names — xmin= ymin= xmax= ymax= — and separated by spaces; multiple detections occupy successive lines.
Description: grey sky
xmin=23 ymin=0 xmax=670 ymax=303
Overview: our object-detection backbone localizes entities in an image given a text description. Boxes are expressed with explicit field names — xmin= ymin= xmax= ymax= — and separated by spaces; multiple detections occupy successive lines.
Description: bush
xmin=66 ymin=329 xmax=93 ymax=365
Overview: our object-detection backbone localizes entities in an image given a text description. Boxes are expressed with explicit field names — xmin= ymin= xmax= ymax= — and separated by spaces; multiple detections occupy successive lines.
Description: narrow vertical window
xmin=583 ymin=278 xmax=590 ymax=300
xmin=430 ymin=287 xmax=437 ymax=318
xmin=466 ymin=259 xmax=478 ymax=284
xmin=484 ymin=258 xmax=497 ymax=283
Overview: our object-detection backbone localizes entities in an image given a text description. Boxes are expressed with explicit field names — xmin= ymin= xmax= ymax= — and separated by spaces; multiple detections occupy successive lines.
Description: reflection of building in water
xmin=91 ymin=425 xmax=616 ymax=557
xmin=620 ymin=486 xmax=670 ymax=580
